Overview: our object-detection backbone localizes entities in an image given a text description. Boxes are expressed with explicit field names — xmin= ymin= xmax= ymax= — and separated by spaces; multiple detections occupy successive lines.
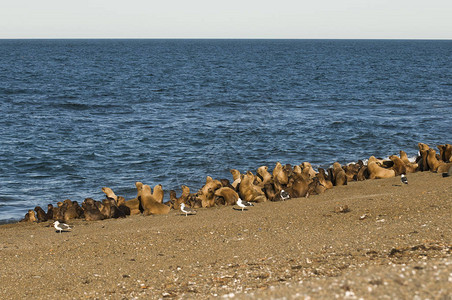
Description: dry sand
xmin=0 ymin=172 xmax=451 ymax=299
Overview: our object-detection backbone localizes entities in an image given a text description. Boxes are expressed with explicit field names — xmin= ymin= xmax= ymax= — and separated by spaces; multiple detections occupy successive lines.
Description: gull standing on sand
xmin=180 ymin=203 xmax=196 ymax=216
xmin=236 ymin=198 xmax=254 ymax=211
xmin=280 ymin=189 xmax=290 ymax=201
xmin=401 ymin=174 xmax=408 ymax=185
xmin=53 ymin=221 xmax=72 ymax=233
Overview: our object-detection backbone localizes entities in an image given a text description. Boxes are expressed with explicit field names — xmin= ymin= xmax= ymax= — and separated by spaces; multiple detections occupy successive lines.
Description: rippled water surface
xmin=1 ymin=39 xmax=451 ymax=222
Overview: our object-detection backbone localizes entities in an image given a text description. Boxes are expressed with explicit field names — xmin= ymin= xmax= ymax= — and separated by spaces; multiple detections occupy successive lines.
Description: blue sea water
xmin=0 ymin=39 xmax=451 ymax=223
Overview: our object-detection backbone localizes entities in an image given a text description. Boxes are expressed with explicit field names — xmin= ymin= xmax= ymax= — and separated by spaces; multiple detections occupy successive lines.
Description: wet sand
xmin=0 ymin=171 xmax=451 ymax=299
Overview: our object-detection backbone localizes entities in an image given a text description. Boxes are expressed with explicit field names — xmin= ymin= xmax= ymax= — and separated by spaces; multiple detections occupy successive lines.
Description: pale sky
xmin=1 ymin=0 xmax=451 ymax=39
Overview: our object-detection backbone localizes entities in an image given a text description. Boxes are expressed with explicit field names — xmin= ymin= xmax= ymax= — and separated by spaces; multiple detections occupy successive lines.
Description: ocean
xmin=1 ymin=39 xmax=451 ymax=223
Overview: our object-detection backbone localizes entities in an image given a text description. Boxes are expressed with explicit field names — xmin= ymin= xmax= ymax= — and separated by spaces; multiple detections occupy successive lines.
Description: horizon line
xmin=1 ymin=37 xmax=451 ymax=40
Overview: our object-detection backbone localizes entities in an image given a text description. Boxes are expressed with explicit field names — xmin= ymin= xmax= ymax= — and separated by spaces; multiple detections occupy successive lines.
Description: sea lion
xmin=34 ymin=206 xmax=48 ymax=222
xmin=169 ymin=190 xmax=178 ymax=208
xmin=116 ymin=196 xmax=130 ymax=215
xmin=437 ymin=162 xmax=452 ymax=173
xmin=367 ymin=161 xmax=395 ymax=179
xmin=389 ymin=155 xmax=407 ymax=176
xmin=171 ymin=185 xmax=190 ymax=209
xmin=316 ymin=168 xmax=333 ymax=189
xmin=152 ymin=184 xmax=164 ymax=203
xmin=230 ymin=170 xmax=242 ymax=189
xmin=332 ymin=162 xmax=347 ymax=186
xmin=287 ymin=173 xmax=309 ymax=198
xmin=357 ymin=165 xmax=369 ymax=181
xmin=140 ymin=184 xmax=170 ymax=215
xmin=220 ymin=179 xmax=235 ymax=190
xmin=230 ymin=169 xmax=241 ymax=182
xmin=201 ymin=176 xmax=222 ymax=197
xmin=122 ymin=182 xmax=144 ymax=215
xmin=301 ymin=162 xmax=316 ymax=179
xmin=101 ymin=187 xmax=118 ymax=203
xmin=239 ymin=171 xmax=267 ymax=203
xmin=343 ymin=164 xmax=359 ymax=182
xmin=214 ymin=187 xmax=239 ymax=206
xmin=418 ymin=143 xmax=430 ymax=151
xmin=418 ymin=149 xmax=429 ymax=171
xmin=100 ymin=198 xmax=113 ymax=219
xmin=257 ymin=166 xmax=273 ymax=185
xmin=273 ymin=162 xmax=289 ymax=189
xmin=427 ymin=149 xmax=442 ymax=172
xmin=63 ymin=200 xmax=83 ymax=221
xmin=444 ymin=144 xmax=452 ymax=162
xmin=263 ymin=183 xmax=278 ymax=201
xmin=197 ymin=187 xmax=216 ymax=208
xmin=82 ymin=198 xmax=105 ymax=221
xmin=293 ymin=165 xmax=303 ymax=177
xmin=187 ymin=193 xmax=202 ymax=209
xmin=21 ymin=210 xmax=37 ymax=223
xmin=399 ymin=150 xmax=411 ymax=165
xmin=46 ymin=204 xmax=54 ymax=220
xmin=307 ymin=177 xmax=326 ymax=196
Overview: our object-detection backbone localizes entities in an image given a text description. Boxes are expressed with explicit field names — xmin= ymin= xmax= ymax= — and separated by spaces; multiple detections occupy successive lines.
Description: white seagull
xmin=236 ymin=198 xmax=254 ymax=211
xmin=53 ymin=221 xmax=72 ymax=233
xmin=280 ymin=189 xmax=290 ymax=201
xmin=180 ymin=203 xmax=196 ymax=216
xmin=401 ymin=174 xmax=408 ymax=185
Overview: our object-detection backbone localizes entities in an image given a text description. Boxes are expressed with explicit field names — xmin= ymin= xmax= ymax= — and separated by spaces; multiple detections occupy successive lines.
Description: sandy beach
xmin=0 ymin=171 xmax=451 ymax=299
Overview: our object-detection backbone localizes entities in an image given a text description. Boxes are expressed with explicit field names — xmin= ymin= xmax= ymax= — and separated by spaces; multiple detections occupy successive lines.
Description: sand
xmin=0 ymin=171 xmax=451 ymax=299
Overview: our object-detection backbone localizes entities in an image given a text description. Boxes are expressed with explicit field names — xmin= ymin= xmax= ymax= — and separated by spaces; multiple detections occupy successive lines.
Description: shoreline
xmin=1 ymin=171 xmax=450 ymax=298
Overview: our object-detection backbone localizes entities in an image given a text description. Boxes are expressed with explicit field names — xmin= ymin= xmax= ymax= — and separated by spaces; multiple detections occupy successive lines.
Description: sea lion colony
xmin=21 ymin=142 xmax=452 ymax=223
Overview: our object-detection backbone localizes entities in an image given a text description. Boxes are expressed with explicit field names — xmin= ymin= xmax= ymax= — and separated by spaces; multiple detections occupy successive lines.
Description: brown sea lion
xmin=171 ymin=185 xmax=190 ymax=209
xmin=257 ymin=166 xmax=273 ymax=185
xmin=389 ymin=155 xmax=407 ymax=176
xmin=357 ymin=165 xmax=369 ymax=181
xmin=140 ymin=184 xmax=170 ymax=215
xmin=100 ymin=198 xmax=112 ymax=219
xmin=307 ymin=177 xmax=326 ymax=196
xmin=343 ymin=164 xmax=359 ymax=182
xmin=332 ymin=162 xmax=347 ymax=186
xmin=187 ymin=193 xmax=202 ymax=209
xmin=427 ymin=149 xmax=442 ymax=172
xmin=399 ymin=150 xmax=411 ymax=165
xmin=214 ymin=187 xmax=239 ymax=206
xmin=444 ymin=144 xmax=452 ymax=162
xmin=21 ymin=210 xmax=37 ymax=223
xmin=437 ymin=162 xmax=452 ymax=173
xmin=220 ymin=179 xmax=235 ymax=190
xmin=230 ymin=169 xmax=241 ymax=181
xmin=34 ymin=206 xmax=48 ymax=222
xmin=287 ymin=173 xmax=309 ymax=198
xmin=263 ymin=183 xmax=278 ymax=201
xmin=82 ymin=198 xmax=105 ymax=221
xmin=197 ymin=187 xmax=216 ymax=208
xmin=121 ymin=182 xmax=145 ymax=215
xmin=437 ymin=145 xmax=447 ymax=161
xmin=418 ymin=149 xmax=429 ymax=171
xmin=301 ymin=162 xmax=316 ymax=179
xmin=201 ymin=176 xmax=222 ymax=197
xmin=273 ymin=162 xmax=289 ymax=189
xmin=316 ymin=168 xmax=333 ymax=189
xmin=46 ymin=204 xmax=54 ymax=220
xmin=152 ymin=184 xmax=164 ymax=203
xmin=101 ymin=187 xmax=118 ymax=202
xmin=63 ymin=200 xmax=83 ymax=221
xmin=239 ymin=171 xmax=267 ymax=203
xmin=292 ymin=165 xmax=303 ymax=177
xmin=368 ymin=161 xmax=395 ymax=179
xmin=418 ymin=143 xmax=430 ymax=151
